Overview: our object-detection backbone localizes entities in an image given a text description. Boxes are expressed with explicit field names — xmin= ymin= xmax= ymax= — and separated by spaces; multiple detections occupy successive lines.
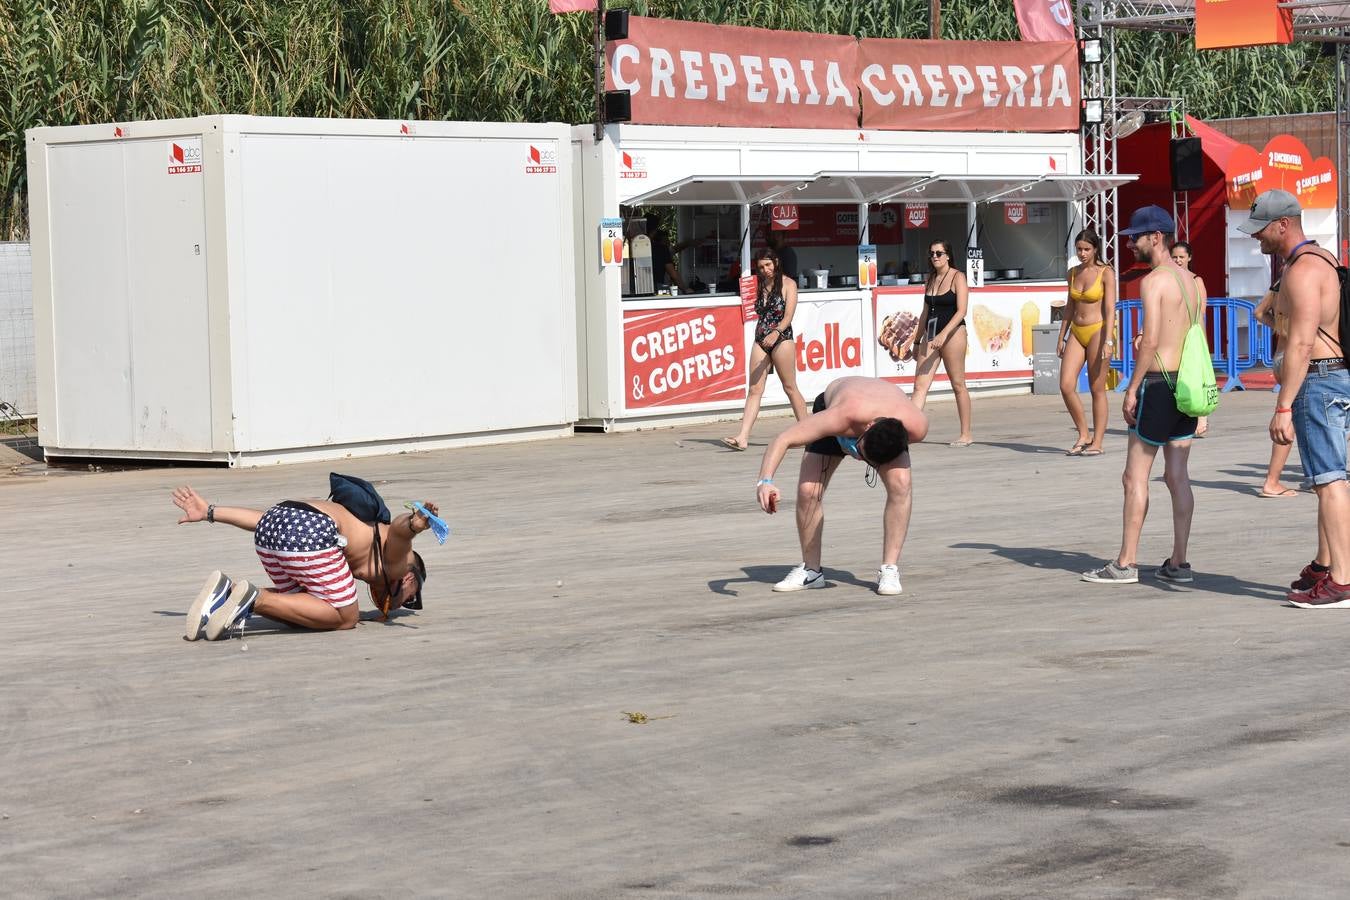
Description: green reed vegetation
xmin=0 ymin=0 xmax=1336 ymax=239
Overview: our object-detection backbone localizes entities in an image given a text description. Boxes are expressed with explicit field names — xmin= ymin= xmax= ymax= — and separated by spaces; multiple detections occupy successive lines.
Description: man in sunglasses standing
xmin=1243 ymin=190 xmax=1350 ymax=608
xmin=755 ymin=375 xmax=929 ymax=596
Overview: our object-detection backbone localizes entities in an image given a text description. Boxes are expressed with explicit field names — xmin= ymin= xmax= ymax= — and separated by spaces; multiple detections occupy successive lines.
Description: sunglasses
xmin=930 ymin=251 xmax=947 ymax=258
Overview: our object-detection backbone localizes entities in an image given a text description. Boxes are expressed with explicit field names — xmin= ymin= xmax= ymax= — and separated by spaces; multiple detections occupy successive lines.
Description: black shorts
xmin=1133 ymin=374 xmax=1197 ymax=446
xmin=805 ymin=393 xmax=845 ymax=457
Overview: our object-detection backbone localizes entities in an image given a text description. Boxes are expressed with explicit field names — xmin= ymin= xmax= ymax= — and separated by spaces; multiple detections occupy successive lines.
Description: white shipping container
xmin=27 ymin=116 xmax=577 ymax=465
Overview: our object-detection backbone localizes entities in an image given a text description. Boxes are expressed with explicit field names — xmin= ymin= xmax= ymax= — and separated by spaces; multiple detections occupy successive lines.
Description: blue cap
xmin=1119 ymin=205 xmax=1175 ymax=237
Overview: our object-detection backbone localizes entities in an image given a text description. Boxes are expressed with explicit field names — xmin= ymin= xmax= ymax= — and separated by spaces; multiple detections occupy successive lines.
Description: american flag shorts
xmin=254 ymin=502 xmax=359 ymax=609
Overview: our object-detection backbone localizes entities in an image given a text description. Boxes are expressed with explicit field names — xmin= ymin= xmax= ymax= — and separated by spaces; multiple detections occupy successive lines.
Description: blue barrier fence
xmin=1106 ymin=297 xmax=1271 ymax=393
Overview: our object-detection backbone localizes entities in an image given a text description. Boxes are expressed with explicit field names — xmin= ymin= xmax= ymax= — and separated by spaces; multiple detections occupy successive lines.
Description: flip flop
xmin=1257 ymin=487 xmax=1298 ymax=498
xmin=1080 ymin=448 xmax=1106 ymax=457
xmin=949 ymin=438 xmax=974 ymax=448
xmin=720 ymin=437 xmax=748 ymax=451
xmin=1065 ymin=443 xmax=1086 ymax=456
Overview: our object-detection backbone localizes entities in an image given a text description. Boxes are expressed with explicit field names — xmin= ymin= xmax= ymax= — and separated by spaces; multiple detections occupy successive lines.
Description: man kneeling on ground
xmin=755 ymin=375 xmax=929 ymax=596
xmin=172 ymin=485 xmax=436 ymax=640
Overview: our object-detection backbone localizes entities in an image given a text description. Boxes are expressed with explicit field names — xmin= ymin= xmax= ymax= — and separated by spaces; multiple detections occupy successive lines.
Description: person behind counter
xmin=723 ymin=248 xmax=809 ymax=450
xmin=645 ymin=213 xmax=702 ymax=294
xmin=1057 ymin=229 xmax=1118 ymax=457
xmin=895 ymin=239 xmax=974 ymax=447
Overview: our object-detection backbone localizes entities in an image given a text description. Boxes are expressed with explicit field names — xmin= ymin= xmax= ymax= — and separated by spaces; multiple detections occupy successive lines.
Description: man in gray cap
xmin=1083 ymin=205 xmax=1201 ymax=586
xmin=1242 ymin=188 xmax=1350 ymax=608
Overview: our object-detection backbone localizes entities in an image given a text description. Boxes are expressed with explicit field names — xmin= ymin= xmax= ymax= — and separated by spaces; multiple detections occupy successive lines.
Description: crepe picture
xmin=971 ymin=304 xmax=1012 ymax=353
xmin=879 ymin=311 xmax=919 ymax=362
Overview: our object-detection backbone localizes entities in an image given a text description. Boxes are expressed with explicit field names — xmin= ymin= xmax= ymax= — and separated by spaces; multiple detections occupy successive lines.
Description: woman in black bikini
xmin=896 ymin=239 xmax=973 ymax=446
xmin=723 ymin=249 xmax=809 ymax=450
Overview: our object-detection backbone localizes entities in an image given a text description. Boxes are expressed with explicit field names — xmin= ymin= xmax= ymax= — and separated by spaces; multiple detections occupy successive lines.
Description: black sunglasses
xmin=930 ymin=250 xmax=947 ymax=257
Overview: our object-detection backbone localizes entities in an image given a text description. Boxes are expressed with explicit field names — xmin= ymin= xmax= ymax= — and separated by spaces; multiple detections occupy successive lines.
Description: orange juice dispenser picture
xmin=1020 ymin=302 xmax=1039 ymax=359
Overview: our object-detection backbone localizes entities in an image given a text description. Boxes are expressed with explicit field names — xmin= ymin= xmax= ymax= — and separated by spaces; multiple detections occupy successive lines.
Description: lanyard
xmin=1287 ymin=239 xmax=1318 ymax=263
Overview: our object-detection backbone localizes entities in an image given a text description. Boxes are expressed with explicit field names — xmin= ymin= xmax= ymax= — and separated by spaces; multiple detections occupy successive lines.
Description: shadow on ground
xmin=950 ymin=541 xmax=1288 ymax=603
xmin=708 ymin=565 xmax=873 ymax=597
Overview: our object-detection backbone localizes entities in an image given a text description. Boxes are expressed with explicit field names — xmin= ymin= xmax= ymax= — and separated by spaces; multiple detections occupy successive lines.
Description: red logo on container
xmin=525 ymin=145 xmax=557 ymax=174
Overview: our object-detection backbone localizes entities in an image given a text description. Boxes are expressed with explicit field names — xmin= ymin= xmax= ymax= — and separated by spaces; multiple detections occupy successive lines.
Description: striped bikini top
xmin=1069 ymin=266 xmax=1106 ymax=304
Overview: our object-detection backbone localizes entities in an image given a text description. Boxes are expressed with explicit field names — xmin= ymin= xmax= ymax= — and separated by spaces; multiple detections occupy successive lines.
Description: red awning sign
xmin=771 ymin=204 xmax=800 ymax=231
xmin=1004 ymin=202 xmax=1027 ymax=225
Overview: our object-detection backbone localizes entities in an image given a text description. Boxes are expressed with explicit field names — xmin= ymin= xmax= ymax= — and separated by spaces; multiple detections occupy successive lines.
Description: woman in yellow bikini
xmin=1057 ymin=229 xmax=1117 ymax=455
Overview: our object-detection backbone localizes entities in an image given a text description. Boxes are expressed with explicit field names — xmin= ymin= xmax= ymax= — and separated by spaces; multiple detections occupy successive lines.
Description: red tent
xmin=1115 ymin=115 xmax=1242 ymax=299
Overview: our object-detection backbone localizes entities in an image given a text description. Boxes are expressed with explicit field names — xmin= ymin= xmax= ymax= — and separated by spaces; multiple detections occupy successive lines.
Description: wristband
xmin=206 ymin=504 xmax=215 ymax=524
xmin=756 ymin=478 xmax=773 ymax=486
xmin=1275 ymin=407 xmax=1293 ymax=414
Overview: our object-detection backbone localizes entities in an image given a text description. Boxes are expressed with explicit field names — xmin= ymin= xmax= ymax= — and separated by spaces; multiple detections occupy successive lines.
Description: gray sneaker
xmin=1156 ymin=558 xmax=1193 ymax=583
xmin=1081 ymin=561 xmax=1139 ymax=584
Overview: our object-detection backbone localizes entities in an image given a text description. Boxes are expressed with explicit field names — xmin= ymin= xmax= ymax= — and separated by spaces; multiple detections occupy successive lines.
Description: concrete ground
xmin=2 ymin=390 xmax=1348 ymax=899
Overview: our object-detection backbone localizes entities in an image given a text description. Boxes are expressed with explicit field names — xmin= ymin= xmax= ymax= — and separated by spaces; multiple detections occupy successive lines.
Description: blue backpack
xmin=328 ymin=473 xmax=391 ymax=524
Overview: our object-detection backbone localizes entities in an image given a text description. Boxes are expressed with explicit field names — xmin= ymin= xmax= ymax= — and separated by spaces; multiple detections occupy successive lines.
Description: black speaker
xmin=604 ymin=9 xmax=629 ymax=41
xmin=1169 ymin=137 xmax=1204 ymax=192
xmin=603 ymin=90 xmax=631 ymax=123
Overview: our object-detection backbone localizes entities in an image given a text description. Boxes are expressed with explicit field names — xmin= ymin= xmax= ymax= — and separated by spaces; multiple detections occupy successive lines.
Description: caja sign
xmin=624 ymin=307 xmax=745 ymax=409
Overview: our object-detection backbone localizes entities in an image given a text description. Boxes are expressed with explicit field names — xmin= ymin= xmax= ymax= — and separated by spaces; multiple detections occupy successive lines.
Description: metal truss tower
xmin=1079 ymin=0 xmax=1350 ymax=257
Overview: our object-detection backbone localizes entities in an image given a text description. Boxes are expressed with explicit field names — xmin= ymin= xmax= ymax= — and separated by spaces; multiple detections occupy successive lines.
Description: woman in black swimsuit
xmin=723 ymin=249 xmax=809 ymax=450
xmin=896 ymin=239 xmax=974 ymax=446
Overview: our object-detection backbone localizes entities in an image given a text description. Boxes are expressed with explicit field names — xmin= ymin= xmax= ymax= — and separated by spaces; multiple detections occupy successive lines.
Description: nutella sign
xmin=624 ymin=307 xmax=745 ymax=409
xmin=607 ymin=17 xmax=1079 ymax=133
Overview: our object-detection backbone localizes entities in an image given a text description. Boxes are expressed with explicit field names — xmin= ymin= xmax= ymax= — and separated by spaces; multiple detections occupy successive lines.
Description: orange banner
xmin=606 ymin=18 xmax=1080 ymax=133
xmin=1225 ymin=134 xmax=1337 ymax=210
xmin=607 ymin=17 xmax=859 ymax=130
xmin=1225 ymin=143 xmax=1263 ymax=210
xmin=858 ymin=38 xmax=1079 ymax=133
xmin=1196 ymin=0 xmax=1293 ymax=50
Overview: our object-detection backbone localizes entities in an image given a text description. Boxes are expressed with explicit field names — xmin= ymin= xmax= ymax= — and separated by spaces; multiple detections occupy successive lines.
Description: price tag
xmin=857 ymin=244 xmax=877 ymax=289
xmin=966 ymin=246 xmax=984 ymax=288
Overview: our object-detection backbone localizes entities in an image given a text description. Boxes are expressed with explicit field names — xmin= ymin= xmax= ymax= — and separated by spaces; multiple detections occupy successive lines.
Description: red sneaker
xmin=1288 ymin=577 xmax=1350 ymax=609
xmin=1290 ymin=563 xmax=1330 ymax=592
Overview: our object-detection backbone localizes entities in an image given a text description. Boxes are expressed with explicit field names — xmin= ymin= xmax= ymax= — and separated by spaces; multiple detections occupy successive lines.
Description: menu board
xmin=874 ymin=287 xmax=1055 ymax=386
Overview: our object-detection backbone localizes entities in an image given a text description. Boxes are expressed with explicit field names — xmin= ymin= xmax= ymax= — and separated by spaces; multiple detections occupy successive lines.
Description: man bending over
xmin=755 ymin=375 xmax=929 ymax=596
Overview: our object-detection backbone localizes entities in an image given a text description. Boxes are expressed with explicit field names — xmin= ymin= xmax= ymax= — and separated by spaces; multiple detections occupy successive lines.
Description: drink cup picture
xmin=1020 ymin=302 xmax=1039 ymax=358
xmin=602 ymin=238 xmax=613 ymax=265
xmin=868 ymin=260 xmax=877 ymax=284
xmin=614 ymin=237 xmax=624 ymax=264
xmin=859 ymin=261 xmax=869 ymax=284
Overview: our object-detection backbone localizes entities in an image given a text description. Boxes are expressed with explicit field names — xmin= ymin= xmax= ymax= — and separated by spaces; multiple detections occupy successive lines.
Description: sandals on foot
xmin=1257 ymin=487 xmax=1298 ymax=498
xmin=720 ymin=437 xmax=748 ymax=451
xmin=1065 ymin=443 xmax=1087 ymax=456
xmin=1080 ymin=448 xmax=1106 ymax=457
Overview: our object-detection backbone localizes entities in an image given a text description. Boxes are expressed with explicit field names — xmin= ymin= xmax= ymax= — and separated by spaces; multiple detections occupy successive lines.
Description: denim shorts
xmin=1292 ymin=365 xmax=1350 ymax=485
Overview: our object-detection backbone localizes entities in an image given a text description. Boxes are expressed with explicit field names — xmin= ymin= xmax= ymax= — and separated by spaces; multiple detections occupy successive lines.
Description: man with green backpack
xmin=1083 ymin=205 xmax=1215 ymax=585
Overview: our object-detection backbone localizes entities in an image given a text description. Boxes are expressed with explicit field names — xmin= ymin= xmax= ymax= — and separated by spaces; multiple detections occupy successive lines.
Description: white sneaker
xmin=774 ymin=564 xmax=825 ymax=592
xmin=185 ymin=570 xmax=233 ymax=641
xmin=877 ymin=565 xmax=902 ymax=596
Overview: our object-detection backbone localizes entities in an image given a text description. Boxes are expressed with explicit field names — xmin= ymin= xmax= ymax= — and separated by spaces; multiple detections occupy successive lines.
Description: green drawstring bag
xmin=1159 ymin=269 xmax=1219 ymax=417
